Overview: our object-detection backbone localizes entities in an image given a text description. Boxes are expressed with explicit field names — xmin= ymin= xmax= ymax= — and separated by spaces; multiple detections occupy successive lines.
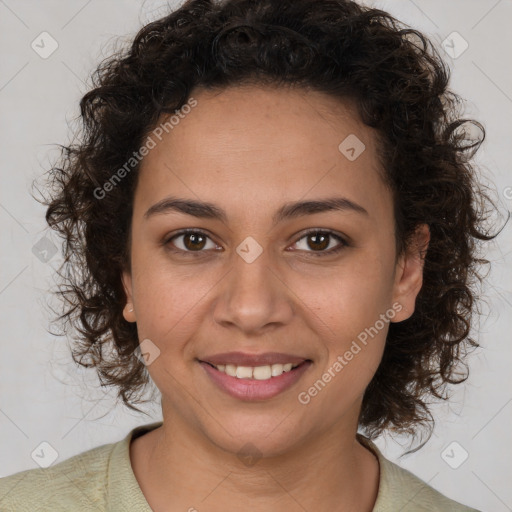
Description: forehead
xmin=157 ymin=84 xmax=376 ymax=161
xmin=134 ymin=84 xmax=391 ymax=225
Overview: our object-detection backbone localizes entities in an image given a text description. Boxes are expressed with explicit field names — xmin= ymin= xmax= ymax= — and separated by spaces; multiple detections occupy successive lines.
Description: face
xmin=122 ymin=84 xmax=429 ymax=457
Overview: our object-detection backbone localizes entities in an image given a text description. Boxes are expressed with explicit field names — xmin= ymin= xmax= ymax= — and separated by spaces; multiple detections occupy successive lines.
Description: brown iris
xmin=306 ymin=232 xmax=330 ymax=251
xmin=183 ymin=232 xmax=207 ymax=251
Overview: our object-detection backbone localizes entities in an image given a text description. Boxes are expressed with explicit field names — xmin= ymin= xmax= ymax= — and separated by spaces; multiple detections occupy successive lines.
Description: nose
xmin=212 ymin=242 xmax=294 ymax=335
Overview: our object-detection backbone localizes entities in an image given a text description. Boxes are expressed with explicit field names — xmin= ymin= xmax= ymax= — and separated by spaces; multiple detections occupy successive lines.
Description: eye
xmin=164 ymin=228 xmax=348 ymax=257
xmin=164 ymin=229 xmax=219 ymax=254
xmin=290 ymin=229 xmax=348 ymax=256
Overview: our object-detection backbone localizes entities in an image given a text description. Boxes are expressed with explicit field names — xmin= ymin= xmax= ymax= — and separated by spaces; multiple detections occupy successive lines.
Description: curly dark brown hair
xmin=39 ymin=0 xmax=501 ymax=449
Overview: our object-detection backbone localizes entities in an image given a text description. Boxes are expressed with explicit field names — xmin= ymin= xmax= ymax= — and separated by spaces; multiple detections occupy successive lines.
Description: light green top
xmin=0 ymin=421 xmax=480 ymax=511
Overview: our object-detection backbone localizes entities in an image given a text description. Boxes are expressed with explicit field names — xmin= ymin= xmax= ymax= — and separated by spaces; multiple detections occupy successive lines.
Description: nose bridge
xmin=213 ymin=236 xmax=293 ymax=332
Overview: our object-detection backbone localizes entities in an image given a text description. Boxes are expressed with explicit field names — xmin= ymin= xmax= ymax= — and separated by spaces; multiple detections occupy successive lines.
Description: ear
xmin=121 ymin=269 xmax=136 ymax=323
xmin=390 ymin=223 xmax=430 ymax=323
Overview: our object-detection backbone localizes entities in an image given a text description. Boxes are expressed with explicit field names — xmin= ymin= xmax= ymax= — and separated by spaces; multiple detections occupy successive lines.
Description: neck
xmin=130 ymin=412 xmax=380 ymax=512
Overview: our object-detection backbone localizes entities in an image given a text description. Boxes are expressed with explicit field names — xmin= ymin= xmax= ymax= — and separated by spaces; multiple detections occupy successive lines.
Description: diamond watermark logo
xmin=31 ymin=441 xmax=59 ymax=468
xmin=442 ymin=31 xmax=468 ymax=59
xmin=134 ymin=338 xmax=161 ymax=366
xmin=237 ymin=442 xmax=263 ymax=467
xmin=236 ymin=236 xmax=263 ymax=264
xmin=441 ymin=441 xmax=469 ymax=469
xmin=31 ymin=31 xmax=59 ymax=59
xmin=32 ymin=236 xmax=58 ymax=263
xmin=338 ymin=134 xmax=366 ymax=161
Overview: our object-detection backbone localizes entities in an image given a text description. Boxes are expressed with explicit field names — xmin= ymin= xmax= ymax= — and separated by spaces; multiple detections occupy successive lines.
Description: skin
xmin=121 ymin=84 xmax=430 ymax=512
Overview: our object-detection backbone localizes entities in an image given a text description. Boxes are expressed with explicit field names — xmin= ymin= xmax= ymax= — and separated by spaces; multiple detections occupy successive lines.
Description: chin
xmin=201 ymin=415 xmax=307 ymax=461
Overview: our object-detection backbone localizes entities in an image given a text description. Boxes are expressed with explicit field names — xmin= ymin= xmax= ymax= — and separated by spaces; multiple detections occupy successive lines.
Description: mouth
xmin=197 ymin=357 xmax=313 ymax=401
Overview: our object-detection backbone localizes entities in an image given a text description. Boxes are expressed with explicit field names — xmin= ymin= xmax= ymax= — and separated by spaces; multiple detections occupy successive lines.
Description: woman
xmin=0 ymin=0 xmax=497 ymax=510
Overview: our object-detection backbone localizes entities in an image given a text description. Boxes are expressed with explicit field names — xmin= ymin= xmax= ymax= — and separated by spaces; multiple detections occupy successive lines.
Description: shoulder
xmin=0 ymin=440 xmax=117 ymax=511
xmin=378 ymin=456 xmax=481 ymax=511
xmin=357 ymin=434 xmax=481 ymax=512
xmin=0 ymin=421 xmax=161 ymax=512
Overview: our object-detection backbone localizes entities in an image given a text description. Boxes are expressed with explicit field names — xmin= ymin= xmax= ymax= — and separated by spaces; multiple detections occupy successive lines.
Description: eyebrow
xmin=144 ymin=195 xmax=369 ymax=225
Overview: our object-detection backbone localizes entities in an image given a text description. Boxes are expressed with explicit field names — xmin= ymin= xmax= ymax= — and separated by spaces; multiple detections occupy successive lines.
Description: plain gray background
xmin=0 ymin=1 xmax=511 ymax=510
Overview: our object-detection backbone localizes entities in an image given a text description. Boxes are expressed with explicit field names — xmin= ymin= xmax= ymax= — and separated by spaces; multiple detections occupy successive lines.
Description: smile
xmin=198 ymin=360 xmax=312 ymax=401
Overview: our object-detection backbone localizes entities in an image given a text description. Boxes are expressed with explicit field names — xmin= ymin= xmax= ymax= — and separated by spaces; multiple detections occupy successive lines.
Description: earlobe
xmin=123 ymin=302 xmax=136 ymax=322
xmin=390 ymin=224 xmax=430 ymax=323
xmin=121 ymin=270 xmax=136 ymax=323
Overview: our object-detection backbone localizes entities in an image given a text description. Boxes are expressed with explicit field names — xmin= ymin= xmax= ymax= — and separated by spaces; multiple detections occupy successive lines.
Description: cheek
xmin=130 ymin=251 xmax=216 ymax=344
xmin=291 ymin=251 xmax=393 ymax=383
xmin=293 ymin=251 xmax=395 ymax=333
xmin=300 ymin=279 xmax=389 ymax=374
xmin=296 ymin=265 xmax=392 ymax=413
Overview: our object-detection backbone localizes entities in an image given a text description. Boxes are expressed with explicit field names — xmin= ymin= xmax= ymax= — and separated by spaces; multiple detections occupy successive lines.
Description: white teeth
xmin=253 ymin=366 xmax=272 ymax=380
xmin=236 ymin=366 xmax=253 ymax=379
xmin=212 ymin=362 xmax=300 ymax=380
xmin=271 ymin=364 xmax=284 ymax=377
xmin=225 ymin=364 xmax=237 ymax=377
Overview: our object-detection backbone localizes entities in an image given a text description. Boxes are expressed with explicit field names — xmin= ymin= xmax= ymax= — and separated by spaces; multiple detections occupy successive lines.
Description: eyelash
xmin=163 ymin=228 xmax=348 ymax=258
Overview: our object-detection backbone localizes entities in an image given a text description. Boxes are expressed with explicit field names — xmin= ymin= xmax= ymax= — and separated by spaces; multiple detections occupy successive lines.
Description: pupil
xmin=309 ymin=233 xmax=328 ymax=251
xmin=185 ymin=233 xmax=205 ymax=250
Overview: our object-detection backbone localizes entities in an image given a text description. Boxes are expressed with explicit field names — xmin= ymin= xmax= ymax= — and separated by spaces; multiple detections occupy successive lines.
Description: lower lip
xmin=198 ymin=360 xmax=312 ymax=401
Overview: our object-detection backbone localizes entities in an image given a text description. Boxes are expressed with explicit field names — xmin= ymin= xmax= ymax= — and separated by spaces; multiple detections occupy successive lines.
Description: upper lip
xmin=199 ymin=352 xmax=309 ymax=367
